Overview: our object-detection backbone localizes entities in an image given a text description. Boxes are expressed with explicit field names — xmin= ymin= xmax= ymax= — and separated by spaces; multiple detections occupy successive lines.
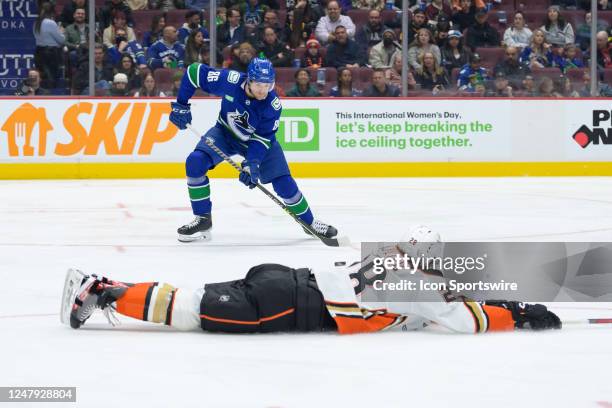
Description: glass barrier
xmin=4 ymin=0 xmax=611 ymax=97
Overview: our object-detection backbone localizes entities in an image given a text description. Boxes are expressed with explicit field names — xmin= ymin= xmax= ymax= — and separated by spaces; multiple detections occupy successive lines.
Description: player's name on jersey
xmin=371 ymin=279 xmax=519 ymax=293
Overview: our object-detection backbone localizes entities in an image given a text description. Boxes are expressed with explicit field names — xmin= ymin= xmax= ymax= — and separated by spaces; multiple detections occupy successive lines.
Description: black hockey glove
xmin=485 ymin=301 xmax=562 ymax=330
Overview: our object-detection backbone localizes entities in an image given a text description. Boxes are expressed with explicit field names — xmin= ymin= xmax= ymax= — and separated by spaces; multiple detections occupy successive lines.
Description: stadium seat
xmin=357 ymin=67 xmax=373 ymax=86
xmin=523 ymin=10 xmax=547 ymax=27
xmin=566 ymin=68 xmax=587 ymax=82
xmin=475 ymin=47 xmax=505 ymax=67
xmin=347 ymin=9 xmax=369 ymax=28
xmin=153 ymin=68 xmax=176 ymax=90
xmin=531 ymin=67 xmax=563 ymax=81
xmin=518 ymin=0 xmax=550 ymax=11
xmin=604 ymin=68 xmax=612 ymax=85
xmin=275 ymin=67 xmax=297 ymax=84
xmin=277 ymin=10 xmax=287 ymax=26
xmin=306 ymin=66 xmax=337 ymax=84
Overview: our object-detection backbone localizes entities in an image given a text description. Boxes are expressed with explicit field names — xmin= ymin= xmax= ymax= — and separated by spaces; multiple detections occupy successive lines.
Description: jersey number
xmin=207 ymin=71 xmax=220 ymax=82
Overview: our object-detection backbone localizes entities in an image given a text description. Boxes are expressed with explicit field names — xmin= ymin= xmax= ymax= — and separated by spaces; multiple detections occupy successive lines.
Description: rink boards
xmin=0 ymin=97 xmax=610 ymax=178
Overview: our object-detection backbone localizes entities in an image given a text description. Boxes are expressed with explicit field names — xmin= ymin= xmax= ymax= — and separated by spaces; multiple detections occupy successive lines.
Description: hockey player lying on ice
xmin=61 ymin=226 xmax=561 ymax=333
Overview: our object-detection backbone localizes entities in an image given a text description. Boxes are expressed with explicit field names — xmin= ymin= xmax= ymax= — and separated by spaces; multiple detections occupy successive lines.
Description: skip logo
xmin=572 ymin=110 xmax=612 ymax=149
xmin=1 ymin=103 xmax=52 ymax=156
xmin=277 ymin=109 xmax=319 ymax=151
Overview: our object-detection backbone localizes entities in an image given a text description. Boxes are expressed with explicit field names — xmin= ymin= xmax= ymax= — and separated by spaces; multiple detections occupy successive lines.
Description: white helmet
xmin=397 ymin=225 xmax=443 ymax=260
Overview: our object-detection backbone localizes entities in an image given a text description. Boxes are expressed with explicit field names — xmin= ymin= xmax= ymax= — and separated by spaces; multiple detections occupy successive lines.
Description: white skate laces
xmin=311 ymin=219 xmax=331 ymax=235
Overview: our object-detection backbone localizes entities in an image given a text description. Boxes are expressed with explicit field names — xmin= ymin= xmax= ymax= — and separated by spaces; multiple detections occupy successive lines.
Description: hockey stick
xmin=186 ymin=124 xmax=350 ymax=247
xmin=562 ymin=318 xmax=612 ymax=327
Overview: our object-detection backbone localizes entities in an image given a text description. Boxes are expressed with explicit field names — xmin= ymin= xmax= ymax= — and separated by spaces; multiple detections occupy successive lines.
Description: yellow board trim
xmin=1 ymin=162 xmax=612 ymax=179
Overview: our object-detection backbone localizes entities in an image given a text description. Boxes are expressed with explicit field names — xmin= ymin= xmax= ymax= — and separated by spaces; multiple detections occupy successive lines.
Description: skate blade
xmin=60 ymin=268 xmax=85 ymax=325
xmin=177 ymin=230 xmax=212 ymax=243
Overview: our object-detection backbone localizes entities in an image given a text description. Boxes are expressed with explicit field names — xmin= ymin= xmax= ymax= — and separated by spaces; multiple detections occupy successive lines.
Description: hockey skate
xmin=60 ymin=269 xmax=124 ymax=329
xmin=304 ymin=219 xmax=338 ymax=239
xmin=177 ymin=214 xmax=212 ymax=242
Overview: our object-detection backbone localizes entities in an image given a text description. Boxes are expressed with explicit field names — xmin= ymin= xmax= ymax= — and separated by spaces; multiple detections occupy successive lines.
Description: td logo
xmin=277 ymin=109 xmax=319 ymax=151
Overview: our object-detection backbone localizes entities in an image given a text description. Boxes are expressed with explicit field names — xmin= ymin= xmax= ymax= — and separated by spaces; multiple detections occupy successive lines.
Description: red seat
xmin=531 ymin=67 xmax=563 ymax=81
xmin=604 ymin=68 xmax=612 ymax=85
xmin=475 ymin=47 xmax=505 ymax=67
xmin=153 ymin=68 xmax=177 ymax=90
xmin=523 ymin=10 xmax=547 ymax=28
xmin=566 ymin=68 xmax=587 ymax=83
xmin=517 ymin=0 xmax=550 ymax=11
xmin=275 ymin=67 xmax=297 ymax=84
xmin=347 ymin=9 xmax=368 ymax=29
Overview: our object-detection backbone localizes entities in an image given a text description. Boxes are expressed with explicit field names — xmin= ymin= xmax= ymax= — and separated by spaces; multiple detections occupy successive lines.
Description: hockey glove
xmin=239 ymin=160 xmax=260 ymax=189
xmin=485 ymin=300 xmax=562 ymax=330
xmin=169 ymin=101 xmax=192 ymax=130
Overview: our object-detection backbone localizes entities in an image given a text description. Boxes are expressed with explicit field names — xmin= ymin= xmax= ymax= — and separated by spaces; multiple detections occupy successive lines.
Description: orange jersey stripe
xmin=333 ymin=314 xmax=399 ymax=335
xmin=115 ymin=282 xmax=155 ymax=321
xmin=482 ymin=305 xmax=515 ymax=332
xmin=199 ymin=308 xmax=295 ymax=325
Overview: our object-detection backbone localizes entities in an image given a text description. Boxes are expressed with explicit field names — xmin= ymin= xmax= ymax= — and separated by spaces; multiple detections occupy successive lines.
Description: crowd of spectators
xmin=20 ymin=0 xmax=612 ymax=97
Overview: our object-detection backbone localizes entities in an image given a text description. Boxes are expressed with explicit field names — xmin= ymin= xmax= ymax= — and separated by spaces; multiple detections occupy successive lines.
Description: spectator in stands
xmin=441 ymin=29 xmax=471 ymax=75
xmin=250 ymin=9 xmax=286 ymax=48
xmin=65 ymin=8 xmax=93 ymax=66
xmin=301 ymin=36 xmax=324 ymax=68
xmin=407 ymin=9 xmax=430 ymax=43
xmin=451 ymin=0 xmax=484 ymax=11
xmin=286 ymin=0 xmax=323 ymax=48
xmin=315 ymin=1 xmax=356 ymax=45
xmin=230 ymin=41 xmax=256 ymax=71
xmin=126 ymin=0 xmax=147 ymax=10
xmin=352 ymin=0 xmax=385 ymax=11
xmin=485 ymin=71 xmax=513 ymax=97
xmin=537 ymin=76 xmax=555 ymax=97
xmin=466 ymin=9 xmax=500 ymax=50
xmin=521 ymin=73 xmax=536 ymax=96
xmin=260 ymin=27 xmax=293 ymax=66
xmin=60 ymin=0 xmax=87 ymax=26
xmin=216 ymin=7 xmax=227 ymax=25
xmin=186 ymin=0 xmax=210 ymax=11
xmin=73 ymin=44 xmax=115 ymax=94
xmin=147 ymin=26 xmax=185 ymax=70
xmin=426 ymin=0 xmax=452 ymax=22
xmin=457 ymin=52 xmax=488 ymax=91
xmin=576 ymin=12 xmax=610 ymax=51
xmin=178 ymin=10 xmax=210 ymax=44
xmin=149 ymin=0 xmax=186 ymax=11
xmin=553 ymin=75 xmax=579 ymax=97
xmin=434 ymin=15 xmax=451 ymax=47
xmin=451 ymin=0 xmax=477 ymax=33
xmin=110 ymin=72 xmax=131 ymax=95
xmin=103 ymin=10 xmax=136 ymax=48
xmin=595 ymin=30 xmax=612 ymax=68
xmin=144 ymin=14 xmax=167 ymax=49
xmin=114 ymin=53 xmax=143 ymax=90
xmin=324 ymin=25 xmax=366 ymax=68
xmin=503 ymin=11 xmax=532 ymax=50
xmin=385 ymin=53 xmax=417 ymax=89
xmin=15 ymin=69 xmax=49 ymax=96
xmin=407 ymin=28 xmax=441 ymax=71
xmin=134 ymin=73 xmax=167 ymax=96
xmin=286 ymin=68 xmax=321 ymax=96
xmin=519 ymin=29 xmax=553 ymax=68
xmin=540 ymin=6 xmax=575 ymax=47
xmin=494 ymin=46 xmax=530 ymax=88
xmin=107 ymin=27 xmax=147 ymax=71
xmin=33 ymin=2 xmax=65 ymax=89
xmin=217 ymin=7 xmax=245 ymax=54
xmin=369 ymin=29 xmax=400 ymax=69
xmin=185 ymin=29 xmax=207 ymax=65
xmin=551 ymin=43 xmax=584 ymax=73
xmin=355 ymin=9 xmax=388 ymax=53
xmin=363 ymin=68 xmax=400 ymax=97
xmin=415 ymin=51 xmax=450 ymax=94
xmin=241 ymin=0 xmax=268 ymax=31
xmin=100 ymin=0 xmax=134 ymax=29
xmin=330 ymin=66 xmax=361 ymax=96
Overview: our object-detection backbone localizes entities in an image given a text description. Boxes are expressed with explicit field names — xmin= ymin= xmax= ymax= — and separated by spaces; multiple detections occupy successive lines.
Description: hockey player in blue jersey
xmin=169 ymin=58 xmax=338 ymax=242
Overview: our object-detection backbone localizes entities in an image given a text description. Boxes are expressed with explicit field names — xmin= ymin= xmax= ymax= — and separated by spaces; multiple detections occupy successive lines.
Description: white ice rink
xmin=1 ymin=177 xmax=612 ymax=407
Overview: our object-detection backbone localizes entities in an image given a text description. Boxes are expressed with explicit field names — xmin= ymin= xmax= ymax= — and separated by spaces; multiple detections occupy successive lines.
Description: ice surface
xmin=1 ymin=177 xmax=611 ymax=407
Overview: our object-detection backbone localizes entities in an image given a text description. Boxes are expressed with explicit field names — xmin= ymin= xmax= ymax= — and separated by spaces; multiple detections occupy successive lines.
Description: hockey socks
xmin=272 ymin=175 xmax=314 ymax=225
xmin=187 ymin=177 xmax=211 ymax=215
xmin=115 ymin=282 xmax=178 ymax=325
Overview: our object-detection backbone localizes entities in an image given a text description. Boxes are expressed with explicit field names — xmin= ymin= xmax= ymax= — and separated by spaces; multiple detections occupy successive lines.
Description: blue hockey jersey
xmin=177 ymin=63 xmax=282 ymax=162
xmin=147 ymin=40 xmax=186 ymax=70
xmin=107 ymin=40 xmax=146 ymax=66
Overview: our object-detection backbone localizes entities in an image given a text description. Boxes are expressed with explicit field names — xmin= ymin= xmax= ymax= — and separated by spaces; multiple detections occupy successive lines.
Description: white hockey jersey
xmin=313 ymin=245 xmax=515 ymax=335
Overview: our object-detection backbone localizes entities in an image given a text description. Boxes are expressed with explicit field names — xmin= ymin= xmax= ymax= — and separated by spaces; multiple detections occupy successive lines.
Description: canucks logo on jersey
xmin=227 ymin=110 xmax=256 ymax=141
